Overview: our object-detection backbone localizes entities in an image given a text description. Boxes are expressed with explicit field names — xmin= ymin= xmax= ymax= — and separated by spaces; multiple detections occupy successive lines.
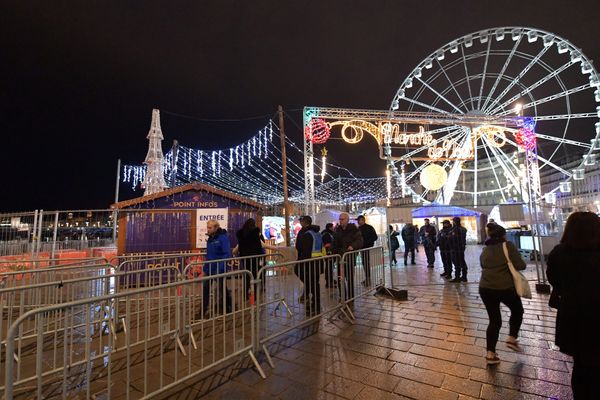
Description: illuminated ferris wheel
xmin=389 ymin=27 xmax=600 ymax=206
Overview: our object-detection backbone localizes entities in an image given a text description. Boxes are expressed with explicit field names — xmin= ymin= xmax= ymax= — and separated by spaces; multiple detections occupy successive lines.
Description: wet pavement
xmin=198 ymin=245 xmax=571 ymax=400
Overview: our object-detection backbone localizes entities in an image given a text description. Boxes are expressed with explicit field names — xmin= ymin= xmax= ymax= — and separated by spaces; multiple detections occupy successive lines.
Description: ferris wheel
xmin=389 ymin=27 xmax=600 ymax=206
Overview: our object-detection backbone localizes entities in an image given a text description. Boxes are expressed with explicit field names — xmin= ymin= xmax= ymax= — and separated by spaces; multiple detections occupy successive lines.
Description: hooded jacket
xmin=205 ymin=228 xmax=231 ymax=275
xmin=333 ymin=223 xmax=363 ymax=255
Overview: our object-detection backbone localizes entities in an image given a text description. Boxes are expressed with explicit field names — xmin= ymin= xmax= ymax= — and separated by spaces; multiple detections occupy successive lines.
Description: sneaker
xmin=427 ymin=264 xmax=434 ymax=268
xmin=506 ymin=340 xmax=522 ymax=352
xmin=449 ymin=277 xmax=461 ymax=283
xmin=485 ymin=354 xmax=501 ymax=365
xmin=440 ymin=272 xmax=448 ymax=277
xmin=411 ymin=261 xmax=416 ymax=265
xmin=460 ymin=276 xmax=468 ymax=282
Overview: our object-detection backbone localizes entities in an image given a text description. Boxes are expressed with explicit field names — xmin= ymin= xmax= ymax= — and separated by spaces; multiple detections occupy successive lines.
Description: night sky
xmin=1 ymin=0 xmax=599 ymax=211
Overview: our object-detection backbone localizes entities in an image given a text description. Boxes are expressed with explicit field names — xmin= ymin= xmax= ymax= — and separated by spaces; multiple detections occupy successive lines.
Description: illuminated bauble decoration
xmin=420 ymin=164 xmax=448 ymax=191
xmin=304 ymin=118 xmax=331 ymax=144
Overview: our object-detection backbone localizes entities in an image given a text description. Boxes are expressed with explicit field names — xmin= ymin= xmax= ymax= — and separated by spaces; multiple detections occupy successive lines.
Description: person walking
xmin=437 ymin=220 xmax=453 ymax=278
xmin=295 ymin=216 xmax=323 ymax=316
xmin=479 ymin=223 xmax=526 ymax=365
xmin=401 ymin=222 xmax=416 ymax=265
xmin=321 ymin=223 xmax=336 ymax=288
xmin=202 ymin=220 xmax=233 ymax=316
xmin=389 ymin=225 xmax=400 ymax=265
xmin=449 ymin=216 xmax=468 ymax=282
xmin=413 ymin=224 xmax=420 ymax=253
xmin=333 ymin=213 xmax=363 ymax=302
xmin=419 ymin=218 xmax=437 ymax=268
xmin=547 ymin=212 xmax=600 ymax=399
xmin=234 ymin=218 xmax=265 ymax=299
xmin=357 ymin=215 xmax=377 ymax=286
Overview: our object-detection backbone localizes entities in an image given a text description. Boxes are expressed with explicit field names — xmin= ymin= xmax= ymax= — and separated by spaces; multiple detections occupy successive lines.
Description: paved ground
xmin=196 ymin=245 xmax=571 ymax=400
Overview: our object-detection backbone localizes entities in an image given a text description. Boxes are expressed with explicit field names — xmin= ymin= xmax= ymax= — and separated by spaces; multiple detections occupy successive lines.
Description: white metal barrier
xmin=3 ymin=270 xmax=262 ymax=400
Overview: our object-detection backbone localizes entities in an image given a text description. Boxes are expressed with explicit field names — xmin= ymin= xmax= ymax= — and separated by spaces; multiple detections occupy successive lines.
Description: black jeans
xmin=423 ymin=240 xmax=436 ymax=265
xmin=339 ymin=255 xmax=355 ymax=301
xmin=403 ymin=242 xmax=415 ymax=263
xmin=451 ymin=248 xmax=468 ymax=278
xmin=390 ymin=247 xmax=398 ymax=264
xmin=361 ymin=249 xmax=371 ymax=286
xmin=440 ymin=250 xmax=452 ymax=275
xmin=242 ymin=256 xmax=262 ymax=299
xmin=479 ymin=287 xmax=524 ymax=352
xmin=202 ymin=277 xmax=232 ymax=315
xmin=298 ymin=260 xmax=321 ymax=314
xmin=572 ymin=358 xmax=600 ymax=399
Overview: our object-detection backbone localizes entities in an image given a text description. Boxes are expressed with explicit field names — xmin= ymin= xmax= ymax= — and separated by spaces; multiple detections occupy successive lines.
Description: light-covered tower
xmin=141 ymin=109 xmax=168 ymax=195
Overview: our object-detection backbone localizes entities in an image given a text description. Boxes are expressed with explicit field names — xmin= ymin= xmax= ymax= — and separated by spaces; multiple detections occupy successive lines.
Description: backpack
xmin=307 ymin=230 xmax=326 ymax=257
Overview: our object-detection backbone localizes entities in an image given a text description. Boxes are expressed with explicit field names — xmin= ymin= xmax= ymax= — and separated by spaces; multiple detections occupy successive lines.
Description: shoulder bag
xmin=502 ymin=242 xmax=532 ymax=299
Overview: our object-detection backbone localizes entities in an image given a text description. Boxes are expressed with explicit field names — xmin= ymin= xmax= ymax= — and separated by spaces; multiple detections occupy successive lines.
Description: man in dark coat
xmin=357 ymin=215 xmax=377 ymax=286
xmin=295 ymin=216 xmax=322 ymax=316
xmin=437 ymin=220 xmax=453 ymax=278
xmin=203 ymin=220 xmax=232 ymax=315
xmin=333 ymin=212 xmax=363 ymax=301
xmin=401 ymin=223 xmax=416 ymax=265
xmin=321 ymin=223 xmax=335 ymax=288
xmin=449 ymin=216 xmax=468 ymax=282
xmin=419 ymin=218 xmax=437 ymax=268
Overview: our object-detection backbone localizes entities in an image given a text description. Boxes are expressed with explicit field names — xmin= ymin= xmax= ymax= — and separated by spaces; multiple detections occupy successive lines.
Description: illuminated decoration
xmin=320 ymin=147 xmax=328 ymax=182
xmin=379 ymin=123 xmax=434 ymax=146
xmin=473 ymin=125 xmax=507 ymax=148
xmin=427 ymin=137 xmax=474 ymax=160
xmin=141 ymin=109 xmax=168 ymax=196
xmin=304 ymin=118 xmax=331 ymax=144
xmin=328 ymin=120 xmax=379 ymax=144
xmin=420 ymin=164 xmax=448 ymax=191
xmin=386 ymin=168 xmax=391 ymax=206
xmin=514 ymin=118 xmax=537 ymax=151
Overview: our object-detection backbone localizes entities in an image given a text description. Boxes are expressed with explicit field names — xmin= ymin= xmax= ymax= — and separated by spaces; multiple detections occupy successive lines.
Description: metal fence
xmin=1 ymin=247 xmax=387 ymax=399
xmin=0 ymin=210 xmax=117 ymax=259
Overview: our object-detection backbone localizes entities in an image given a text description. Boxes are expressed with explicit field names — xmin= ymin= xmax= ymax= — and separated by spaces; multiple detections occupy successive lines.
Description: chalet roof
xmin=111 ymin=182 xmax=263 ymax=209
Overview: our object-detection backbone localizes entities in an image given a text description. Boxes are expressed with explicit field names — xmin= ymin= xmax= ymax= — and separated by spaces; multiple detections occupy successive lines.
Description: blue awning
xmin=412 ymin=205 xmax=482 ymax=218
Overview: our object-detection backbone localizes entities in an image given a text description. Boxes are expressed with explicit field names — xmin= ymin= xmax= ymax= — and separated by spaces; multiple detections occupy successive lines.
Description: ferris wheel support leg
xmin=525 ymin=147 xmax=551 ymax=294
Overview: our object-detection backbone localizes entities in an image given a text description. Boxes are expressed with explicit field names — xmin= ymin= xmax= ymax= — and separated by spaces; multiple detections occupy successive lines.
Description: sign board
xmin=386 ymin=207 xmax=414 ymax=224
xmin=499 ymin=204 xmax=525 ymax=221
xmin=196 ymin=208 xmax=228 ymax=248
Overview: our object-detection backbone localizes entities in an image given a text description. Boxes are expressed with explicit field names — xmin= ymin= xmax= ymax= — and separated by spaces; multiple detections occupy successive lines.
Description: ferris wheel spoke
xmin=434 ymin=59 xmax=469 ymax=113
xmin=481 ymin=36 xmax=523 ymax=111
xmin=488 ymin=60 xmax=576 ymax=115
xmin=415 ymin=77 xmax=465 ymax=113
xmin=496 ymin=83 xmax=592 ymax=117
xmin=477 ymin=40 xmax=493 ymax=110
xmin=501 ymin=134 xmax=573 ymax=176
xmin=484 ymin=46 xmax=551 ymax=114
xmin=402 ymin=96 xmax=452 ymax=115
xmin=533 ymin=112 xmax=598 ymax=121
xmin=482 ymin=138 xmax=522 ymax=194
xmin=460 ymin=44 xmax=475 ymax=110
xmin=481 ymin=137 xmax=508 ymax=203
xmin=534 ymin=132 xmax=592 ymax=149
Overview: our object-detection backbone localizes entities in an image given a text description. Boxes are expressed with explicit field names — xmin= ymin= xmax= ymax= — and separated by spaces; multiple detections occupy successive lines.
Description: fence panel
xmin=3 ymin=270 xmax=262 ymax=400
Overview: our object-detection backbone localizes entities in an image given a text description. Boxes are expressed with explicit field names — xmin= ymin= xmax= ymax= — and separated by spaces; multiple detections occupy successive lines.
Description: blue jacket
xmin=204 ymin=228 xmax=231 ymax=275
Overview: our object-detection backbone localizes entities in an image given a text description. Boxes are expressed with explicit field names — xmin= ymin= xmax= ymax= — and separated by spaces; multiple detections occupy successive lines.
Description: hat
xmin=299 ymin=215 xmax=312 ymax=224
xmin=442 ymin=219 xmax=451 ymax=225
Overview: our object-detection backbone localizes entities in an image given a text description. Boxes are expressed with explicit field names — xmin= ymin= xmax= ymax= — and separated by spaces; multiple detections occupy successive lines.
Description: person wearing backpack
xmin=295 ymin=216 xmax=323 ymax=316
